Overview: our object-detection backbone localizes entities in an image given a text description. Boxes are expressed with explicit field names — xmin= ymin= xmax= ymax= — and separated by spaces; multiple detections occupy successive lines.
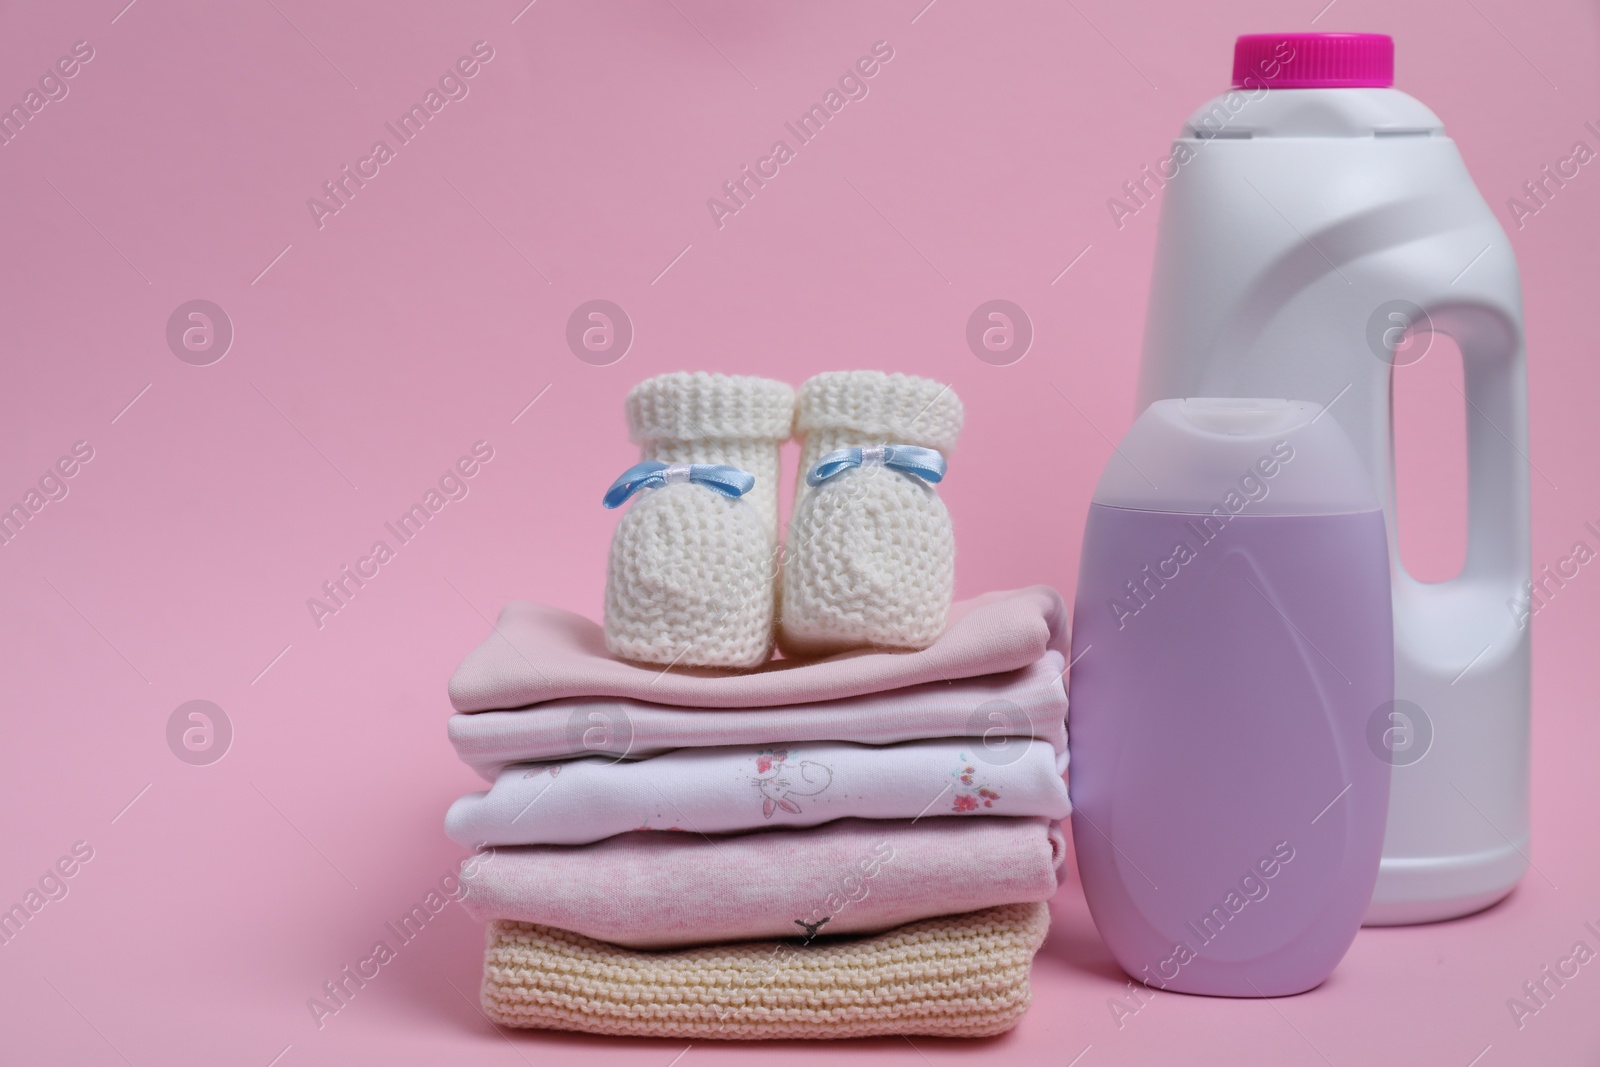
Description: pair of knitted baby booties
xmin=602 ymin=371 xmax=963 ymax=669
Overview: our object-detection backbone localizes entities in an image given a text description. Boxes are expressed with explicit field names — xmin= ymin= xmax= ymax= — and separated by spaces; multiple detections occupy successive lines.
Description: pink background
xmin=2 ymin=0 xmax=1598 ymax=1063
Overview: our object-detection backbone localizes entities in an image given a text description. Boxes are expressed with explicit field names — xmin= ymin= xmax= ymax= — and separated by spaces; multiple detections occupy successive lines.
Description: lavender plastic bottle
xmin=1069 ymin=398 xmax=1392 ymax=996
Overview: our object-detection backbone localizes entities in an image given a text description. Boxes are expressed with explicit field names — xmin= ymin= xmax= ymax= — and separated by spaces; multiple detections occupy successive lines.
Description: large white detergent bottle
xmin=1135 ymin=33 xmax=1531 ymax=925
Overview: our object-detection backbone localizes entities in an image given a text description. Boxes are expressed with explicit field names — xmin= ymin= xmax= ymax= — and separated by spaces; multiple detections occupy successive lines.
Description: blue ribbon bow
xmin=602 ymin=461 xmax=756 ymax=508
xmin=806 ymin=444 xmax=948 ymax=488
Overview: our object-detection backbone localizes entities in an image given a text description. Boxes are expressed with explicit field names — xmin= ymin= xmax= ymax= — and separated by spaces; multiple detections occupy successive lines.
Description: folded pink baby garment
xmin=445 ymin=737 xmax=1070 ymax=847
xmin=449 ymin=652 xmax=1068 ymax=779
xmin=459 ymin=815 xmax=1066 ymax=949
xmin=449 ymin=585 xmax=1068 ymax=713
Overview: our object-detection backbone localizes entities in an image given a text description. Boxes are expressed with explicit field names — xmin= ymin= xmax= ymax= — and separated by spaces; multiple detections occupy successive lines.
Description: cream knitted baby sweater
xmin=481 ymin=901 xmax=1049 ymax=1039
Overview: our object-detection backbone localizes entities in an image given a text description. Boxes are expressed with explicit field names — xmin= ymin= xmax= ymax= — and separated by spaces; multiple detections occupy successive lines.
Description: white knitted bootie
xmin=779 ymin=371 xmax=963 ymax=657
xmin=603 ymin=373 xmax=794 ymax=669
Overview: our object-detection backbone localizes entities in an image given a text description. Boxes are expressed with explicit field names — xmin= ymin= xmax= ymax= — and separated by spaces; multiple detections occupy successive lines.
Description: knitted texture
xmin=604 ymin=487 xmax=774 ymax=668
xmin=480 ymin=902 xmax=1048 ymax=1039
xmin=791 ymin=370 xmax=963 ymax=478
xmin=781 ymin=372 xmax=964 ymax=657
xmin=605 ymin=373 xmax=793 ymax=669
xmin=627 ymin=372 xmax=795 ymax=536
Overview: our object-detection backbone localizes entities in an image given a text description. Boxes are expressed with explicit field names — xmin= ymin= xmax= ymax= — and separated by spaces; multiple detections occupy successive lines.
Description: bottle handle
xmin=1400 ymin=299 xmax=1530 ymax=601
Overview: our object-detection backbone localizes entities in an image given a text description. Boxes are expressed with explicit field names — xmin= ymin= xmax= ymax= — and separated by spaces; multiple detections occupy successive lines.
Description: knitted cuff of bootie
xmin=792 ymin=370 xmax=963 ymax=476
xmin=781 ymin=371 xmax=964 ymax=657
xmin=480 ymin=901 xmax=1049 ymax=1040
xmin=627 ymin=372 xmax=795 ymax=535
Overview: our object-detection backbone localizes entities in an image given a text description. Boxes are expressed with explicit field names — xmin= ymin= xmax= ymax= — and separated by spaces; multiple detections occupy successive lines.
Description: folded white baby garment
xmin=446 ymin=737 xmax=1069 ymax=848
xmin=448 ymin=652 xmax=1069 ymax=780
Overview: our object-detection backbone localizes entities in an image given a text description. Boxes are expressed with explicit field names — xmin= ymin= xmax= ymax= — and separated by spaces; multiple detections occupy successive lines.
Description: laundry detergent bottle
xmin=1134 ymin=34 xmax=1532 ymax=925
xmin=1069 ymin=398 xmax=1392 ymax=996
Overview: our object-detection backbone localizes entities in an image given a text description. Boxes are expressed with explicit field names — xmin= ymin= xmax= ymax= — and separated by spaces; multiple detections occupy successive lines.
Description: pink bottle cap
xmin=1232 ymin=33 xmax=1394 ymax=89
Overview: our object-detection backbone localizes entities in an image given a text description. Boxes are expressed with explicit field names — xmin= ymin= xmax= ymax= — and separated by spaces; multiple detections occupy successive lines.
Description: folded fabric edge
xmin=446 ymin=585 xmax=1068 ymax=713
xmin=477 ymin=900 xmax=1049 ymax=1040
xmin=447 ymin=647 xmax=1069 ymax=781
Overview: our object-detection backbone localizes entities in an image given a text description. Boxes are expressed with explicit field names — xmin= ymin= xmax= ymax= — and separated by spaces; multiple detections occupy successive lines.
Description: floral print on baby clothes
xmin=445 ymin=738 xmax=1066 ymax=849
xmin=950 ymin=755 xmax=1001 ymax=814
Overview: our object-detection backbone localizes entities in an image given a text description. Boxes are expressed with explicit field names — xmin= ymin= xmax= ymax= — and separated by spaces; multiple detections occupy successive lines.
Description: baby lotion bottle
xmin=1069 ymin=398 xmax=1391 ymax=996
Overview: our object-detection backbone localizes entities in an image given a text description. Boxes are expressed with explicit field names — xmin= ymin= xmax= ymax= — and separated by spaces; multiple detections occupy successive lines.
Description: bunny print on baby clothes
xmin=752 ymin=748 xmax=833 ymax=819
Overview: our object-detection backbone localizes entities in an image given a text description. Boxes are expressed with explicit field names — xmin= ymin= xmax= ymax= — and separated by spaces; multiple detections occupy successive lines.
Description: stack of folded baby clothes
xmin=445 ymin=371 xmax=1071 ymax=1039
